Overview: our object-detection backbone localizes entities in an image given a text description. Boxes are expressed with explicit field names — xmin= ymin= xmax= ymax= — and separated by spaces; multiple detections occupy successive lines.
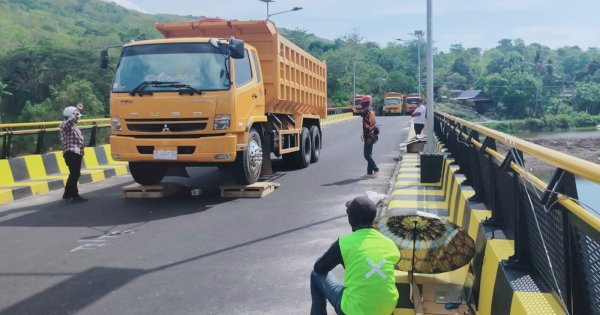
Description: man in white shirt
xmin=412 ymin=100 xmax=426 ymax=136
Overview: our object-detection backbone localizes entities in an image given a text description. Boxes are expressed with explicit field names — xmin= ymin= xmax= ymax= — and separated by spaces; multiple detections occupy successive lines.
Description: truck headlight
xmin=213 ymin=114 xmax=231 ymax=130
xmin=111 ymin=116 xmax=122 ymax=131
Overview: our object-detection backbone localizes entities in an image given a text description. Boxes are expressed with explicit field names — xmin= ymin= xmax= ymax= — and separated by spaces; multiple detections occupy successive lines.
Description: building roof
xmin=453 ymin=90 xmax=491 ymax=101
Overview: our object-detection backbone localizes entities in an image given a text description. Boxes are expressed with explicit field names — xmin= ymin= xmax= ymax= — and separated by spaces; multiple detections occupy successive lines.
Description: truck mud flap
xmin=261 ymin=133 xmax=273 ymax=176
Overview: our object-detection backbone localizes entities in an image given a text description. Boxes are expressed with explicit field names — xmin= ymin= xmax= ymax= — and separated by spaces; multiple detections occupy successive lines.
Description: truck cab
xmin=102 ymin=19 xmax=326 ymax=185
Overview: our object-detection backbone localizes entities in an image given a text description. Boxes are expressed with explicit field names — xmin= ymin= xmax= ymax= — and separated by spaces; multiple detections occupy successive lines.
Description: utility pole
xmin=424 ymin=0 xmax=435 ymax=153
xmin=414 ymin=30 xmax=424 ymax=95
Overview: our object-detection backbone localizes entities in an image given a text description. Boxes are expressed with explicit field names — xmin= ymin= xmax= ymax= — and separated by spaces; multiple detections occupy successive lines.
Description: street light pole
xmin=414 ymin=30 xmax=424 ymax=96
xmin=424 ymin=0 xmax=435 ymax=153
xmin=268 ymin=7 xmax=303 ymax=19
xmin=259 ymin=0 xmax=274 ymax=20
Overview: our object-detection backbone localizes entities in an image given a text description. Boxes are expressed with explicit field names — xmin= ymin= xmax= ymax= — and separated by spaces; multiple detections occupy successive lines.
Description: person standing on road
xmin=310 ymin=195 xmax=401 ymax=315
xmin=60 ymin=102 xmax=88 ymax=203
xmin=412 ymin=99 xmax=426 ymax=136
xmin=361 ymin=95 xmax=379 ymax=178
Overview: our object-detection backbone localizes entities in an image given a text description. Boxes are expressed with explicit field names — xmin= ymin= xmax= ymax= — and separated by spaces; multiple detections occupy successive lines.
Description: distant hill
xmin=0 ymin=0 xmax=203 ymax=56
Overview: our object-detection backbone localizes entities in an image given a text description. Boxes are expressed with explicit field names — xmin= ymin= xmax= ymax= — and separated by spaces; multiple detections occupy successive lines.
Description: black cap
xmin=345 ymin=195 xmax=377 ymax=228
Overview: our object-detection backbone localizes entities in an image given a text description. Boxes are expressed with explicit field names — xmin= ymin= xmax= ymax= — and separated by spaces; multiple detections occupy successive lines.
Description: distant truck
xmin=101 ymin=19 xmax=327 ymax=185
xmin=351 ymin=94 xmax=365 ymax=115
xmin=404 ymin=93 xmax=423 ymax=114
xmin=382 ymin=92 xmax=404 ymax=115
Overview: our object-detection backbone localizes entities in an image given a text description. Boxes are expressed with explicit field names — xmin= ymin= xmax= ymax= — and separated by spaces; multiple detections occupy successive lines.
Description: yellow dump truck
xmin=101 ymin=19 xmax=327 ymax=185
xmin=382 ymin=92 xmax=404 ymax=115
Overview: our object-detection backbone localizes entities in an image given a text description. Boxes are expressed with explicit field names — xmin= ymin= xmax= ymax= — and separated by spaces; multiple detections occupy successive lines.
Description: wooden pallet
xmin=219 ymin=182 xmax=280 ymax=198
xmin=122 ymin=183 xmax=182 ymax=198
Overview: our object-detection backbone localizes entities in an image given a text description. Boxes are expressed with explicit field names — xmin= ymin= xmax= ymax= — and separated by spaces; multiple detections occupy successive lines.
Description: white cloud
xmin=101 ymin=0 xmax=148 ymax=13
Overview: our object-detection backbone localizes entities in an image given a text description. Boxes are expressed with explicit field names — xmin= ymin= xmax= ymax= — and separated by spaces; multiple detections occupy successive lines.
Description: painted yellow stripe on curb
xmin=391 ymin=189 xmax=444 ymax=196
xmin=388 ymin=200 xmax=447 ymax=209
xmin=0 ymin=189 xmax=13 ymax=204
xmin=478 ymin=239 xmax=515 ymax=315
xmin=0 ymin=160 xmax=15 ymax=185
xmin=52 ymin=151 xmax=105 ymax=181
xmin=396 ymin=173 xmax=421 ymax=180
xmin=395 ymin=180 xmax=440 ymax=187
xmin=469 ymin=210 xmax=492 ymax=240
xmin=102 ymin=145 xmax=127 ymax=165
xmin=24 ymin=155 xmax=67 ymax=184
xmin=510 ymin=292 xmax=566 ymax=315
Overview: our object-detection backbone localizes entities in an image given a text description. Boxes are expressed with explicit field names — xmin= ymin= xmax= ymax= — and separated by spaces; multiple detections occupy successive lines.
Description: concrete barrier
xmin=0 ymin=144 xmax=128 ymax=205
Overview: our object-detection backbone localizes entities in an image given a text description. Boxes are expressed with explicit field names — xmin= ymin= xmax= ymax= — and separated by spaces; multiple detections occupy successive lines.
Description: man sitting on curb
xmin=310 ymin=195 xmax=400 ymax=315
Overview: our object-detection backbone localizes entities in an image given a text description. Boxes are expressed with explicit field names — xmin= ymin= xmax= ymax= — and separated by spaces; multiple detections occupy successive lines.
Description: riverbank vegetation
xmin=0 ymin=0 xmax=599 ymax=125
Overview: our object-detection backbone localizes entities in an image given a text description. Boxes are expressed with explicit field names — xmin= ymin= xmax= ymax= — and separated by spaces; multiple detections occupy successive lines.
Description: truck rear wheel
xmin=287 ymin=127 xmax=311 ymax=168
xmin=309 ymin=125 xmax=321 ymax=163
xmin=129 ymin=162 xmax=166 ymax=185
xmin=235 ymin=128 xmax=263 ymax=184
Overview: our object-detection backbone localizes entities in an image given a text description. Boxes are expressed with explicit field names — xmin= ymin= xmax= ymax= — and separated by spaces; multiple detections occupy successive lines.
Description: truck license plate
xmin=153 ymin=150 xmax=177 ymax=160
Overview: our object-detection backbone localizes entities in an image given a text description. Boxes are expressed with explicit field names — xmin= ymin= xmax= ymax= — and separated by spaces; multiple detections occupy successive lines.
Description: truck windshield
xmin=112 ymin=43 xmax=230 ymax=93
xmin=406 ymin=98 xmax=421 ymax=104
xmin=384 ymin=99 xmax=401 ymax=105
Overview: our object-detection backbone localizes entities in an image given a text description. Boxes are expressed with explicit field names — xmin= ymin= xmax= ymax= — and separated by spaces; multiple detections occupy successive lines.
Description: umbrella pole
xmin=410 ymin=222 xmax=424 ymax=315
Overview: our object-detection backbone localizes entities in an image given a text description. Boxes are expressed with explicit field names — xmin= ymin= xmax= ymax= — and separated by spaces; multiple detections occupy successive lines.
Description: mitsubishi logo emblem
xmin=162 ymin=124 xmax=170 ymax=132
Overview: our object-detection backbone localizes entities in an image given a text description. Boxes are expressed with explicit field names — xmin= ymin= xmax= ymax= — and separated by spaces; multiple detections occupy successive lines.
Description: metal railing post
xmin=89 ymin=122 xmax=97 ymax=147
xmin=35 ymin=127 xmax=46 ymax=154
xmin=1 ymin=131 xmax=12 ymax=159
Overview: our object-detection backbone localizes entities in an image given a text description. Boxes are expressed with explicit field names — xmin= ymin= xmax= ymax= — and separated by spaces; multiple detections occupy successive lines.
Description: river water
xmin=513 ymin=128 xmax=600 ymax=217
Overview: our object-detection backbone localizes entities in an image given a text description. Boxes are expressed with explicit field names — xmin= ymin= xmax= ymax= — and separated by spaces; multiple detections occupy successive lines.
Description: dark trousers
xmin=310 ymin=271 xmax=345 ymax=315
xmin=414 ymin=123 xmax=425 ymax=135
xmin=364 ymin=142 xmax=379 ymax=174
xmin=63 ymin=151 xmax=82 ymax=198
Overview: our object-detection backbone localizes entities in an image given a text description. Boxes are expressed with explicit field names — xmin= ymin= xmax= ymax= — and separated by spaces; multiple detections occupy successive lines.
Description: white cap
xmin=63 ymin=106 xmax=78 ymax=117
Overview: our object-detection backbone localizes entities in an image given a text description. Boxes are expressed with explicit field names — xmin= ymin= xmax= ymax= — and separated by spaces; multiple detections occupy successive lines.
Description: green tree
xmin=20 ymin=76 xmax=104 ymax=122
xmin=572 ymin=81 xmax=600 ymax=115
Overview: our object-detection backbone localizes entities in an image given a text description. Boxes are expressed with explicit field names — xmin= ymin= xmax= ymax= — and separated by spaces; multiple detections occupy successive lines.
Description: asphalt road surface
xmin=0 ymin=116 xmax=410 ymax=315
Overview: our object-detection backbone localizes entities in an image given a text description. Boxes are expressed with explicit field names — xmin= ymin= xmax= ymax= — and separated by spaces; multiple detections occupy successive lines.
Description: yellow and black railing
xmin=0 ymin=119 xmax=110 ymax=159
xmin=435 ymin=112 xmax=600 ymax=314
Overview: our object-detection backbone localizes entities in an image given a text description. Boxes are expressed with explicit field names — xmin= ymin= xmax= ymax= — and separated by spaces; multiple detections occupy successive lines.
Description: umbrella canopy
xmin=376 ymin=211 xmax=475 ymax=274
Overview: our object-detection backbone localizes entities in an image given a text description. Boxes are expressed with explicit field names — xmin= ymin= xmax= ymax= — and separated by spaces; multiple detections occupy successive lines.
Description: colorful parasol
xmin=376 ymin=210 xmax=475 ymax=274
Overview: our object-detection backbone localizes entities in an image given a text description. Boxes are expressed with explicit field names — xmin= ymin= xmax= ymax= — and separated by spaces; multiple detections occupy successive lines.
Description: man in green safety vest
xmin=310 ymin=195 xmax=400 ymax=315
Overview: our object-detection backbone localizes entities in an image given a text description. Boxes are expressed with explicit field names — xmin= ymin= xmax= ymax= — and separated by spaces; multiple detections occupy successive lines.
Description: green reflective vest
xmin=339 ymin=228 xmax=400 ymax=315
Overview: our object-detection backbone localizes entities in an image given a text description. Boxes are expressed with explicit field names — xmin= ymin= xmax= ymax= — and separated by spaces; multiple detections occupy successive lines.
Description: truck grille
xmin=125 ymin=118 xmax=208 ymax=133
xmin=136 ymin=146 xmax=196 ymax=155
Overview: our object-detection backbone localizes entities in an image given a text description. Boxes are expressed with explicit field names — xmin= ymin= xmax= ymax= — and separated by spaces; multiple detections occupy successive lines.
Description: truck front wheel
xmin=236 ymin=128 xmax=263 ymax=184
xmin=129 ymin=162 xmax=166 ymax=185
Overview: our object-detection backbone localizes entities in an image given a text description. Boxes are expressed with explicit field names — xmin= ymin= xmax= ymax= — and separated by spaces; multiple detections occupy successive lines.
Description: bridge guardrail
xmin=0 ymin=119 xmax=111 ymax=159
xmin=435 ymin=112 xmax=600 ymax=315
xmin=0 ymin=110 xmax=355 ymax=159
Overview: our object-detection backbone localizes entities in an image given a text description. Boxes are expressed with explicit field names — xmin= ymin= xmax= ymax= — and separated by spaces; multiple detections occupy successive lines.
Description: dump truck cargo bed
xmin=155 ymin=19 xmax=327 ymax=119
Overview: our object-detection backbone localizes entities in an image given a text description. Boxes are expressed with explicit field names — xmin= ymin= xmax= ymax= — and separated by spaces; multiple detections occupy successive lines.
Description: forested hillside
xmin=1 ymin=0 xmax=600 ymax=124
xmin=0 ymin=0 xmax=200 ymax=122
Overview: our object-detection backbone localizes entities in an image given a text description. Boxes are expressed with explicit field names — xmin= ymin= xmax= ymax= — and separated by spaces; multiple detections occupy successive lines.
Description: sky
xmin=104 ymin=0 xmax=600 ymax=52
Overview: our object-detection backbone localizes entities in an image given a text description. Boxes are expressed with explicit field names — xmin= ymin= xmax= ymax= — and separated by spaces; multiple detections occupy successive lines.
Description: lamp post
xmin=260 ymin=0 xmax=302 ymax=20
xmin=424 ymin=0 xmax=434 ymax=153
xmin=268 ymin=7 xmax=302 ymax=19
xmin=414 ymin=30 xmax=424 ymax=96
xmin=259 ymin=0 xmax=274 ymax=20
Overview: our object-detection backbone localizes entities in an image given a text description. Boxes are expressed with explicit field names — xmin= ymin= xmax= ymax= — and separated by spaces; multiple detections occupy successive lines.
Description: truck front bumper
xmin=110 ymin=134 xmax=239 ymax=163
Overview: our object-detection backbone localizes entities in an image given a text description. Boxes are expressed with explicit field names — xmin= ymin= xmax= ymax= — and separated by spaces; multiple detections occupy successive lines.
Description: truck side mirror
xmin=228 ymin=37 xmax=245 ymax=59
xmin=100 ymin=49 xmax=109 ymax=69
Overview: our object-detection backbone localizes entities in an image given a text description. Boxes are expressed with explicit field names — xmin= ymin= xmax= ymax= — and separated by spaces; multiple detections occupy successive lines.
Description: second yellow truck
xmin=102 ymin=19 xmax=327 ymax=185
